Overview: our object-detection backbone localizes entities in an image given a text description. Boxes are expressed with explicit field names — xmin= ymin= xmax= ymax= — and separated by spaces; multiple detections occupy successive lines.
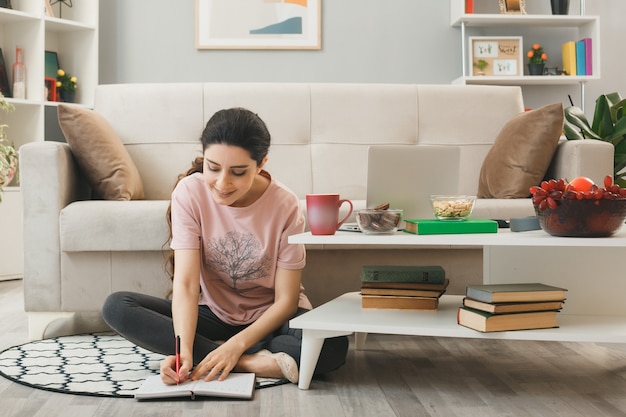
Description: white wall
xmin=99 ymin=0 xmax=626 ymax=116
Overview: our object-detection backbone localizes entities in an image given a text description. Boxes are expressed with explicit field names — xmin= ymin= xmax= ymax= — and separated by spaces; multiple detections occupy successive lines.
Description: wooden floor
xmin=1 ymin=278 xmax=626 ymax=417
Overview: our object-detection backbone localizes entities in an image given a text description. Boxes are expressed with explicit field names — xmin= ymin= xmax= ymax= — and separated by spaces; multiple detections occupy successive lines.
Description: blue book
xmin=581 ymin=38 xmax=593 ymax=75
xmin=575 ymin=40 xmax=586 ymax=76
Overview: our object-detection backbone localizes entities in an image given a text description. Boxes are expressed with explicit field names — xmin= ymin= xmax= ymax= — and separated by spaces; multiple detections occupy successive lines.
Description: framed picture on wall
xmin=469 ymin=37 xmax=523 ymax=77
xmin=0 ymin=48 xmax=10 ymax=97
xmin=196 ymin=0 xmax=321 ymax=50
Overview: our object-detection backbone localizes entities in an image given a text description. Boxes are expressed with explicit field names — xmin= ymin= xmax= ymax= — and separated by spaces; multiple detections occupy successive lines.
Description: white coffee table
xmin=288 ymin=228 xmax=626 ymax=389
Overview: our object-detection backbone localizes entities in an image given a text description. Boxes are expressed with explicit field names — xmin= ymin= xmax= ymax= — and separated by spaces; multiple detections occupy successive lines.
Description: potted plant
xmin=0 ymin=92 xmax=17 ymax=202
xmin=527 ymin=43 xmax=547 ymax=75
xmin=563 ymin=92 xmax=626 ymax=187
xmin=56 ymin=68 xmax=78 ymax=103
xmin=473 ymin=59 xmax=488 ymax=76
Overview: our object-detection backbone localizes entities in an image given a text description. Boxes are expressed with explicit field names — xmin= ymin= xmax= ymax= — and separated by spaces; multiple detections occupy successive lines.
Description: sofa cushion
xmin=58 ymin=104 xmax=145 ymax=200
xmin=477 ymin=103 xmax=563 ymax=199
xmin=60 ymin=200 xmax=170 ymax=251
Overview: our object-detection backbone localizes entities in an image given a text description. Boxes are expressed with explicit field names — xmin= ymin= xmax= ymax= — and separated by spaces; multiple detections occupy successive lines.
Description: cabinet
xmin=0 ymin=0 xmax=98 ymax=279
xmin=449 ymin=0 xmax=600 ymax=109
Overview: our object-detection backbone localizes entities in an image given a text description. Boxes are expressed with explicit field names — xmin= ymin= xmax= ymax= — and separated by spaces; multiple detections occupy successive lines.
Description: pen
xmin=175 ymin=335 xmax=181 ymax=385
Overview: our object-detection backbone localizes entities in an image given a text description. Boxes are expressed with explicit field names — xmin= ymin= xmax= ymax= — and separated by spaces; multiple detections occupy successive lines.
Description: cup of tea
xmin=306 ymin=194 xmax=354 ymax=235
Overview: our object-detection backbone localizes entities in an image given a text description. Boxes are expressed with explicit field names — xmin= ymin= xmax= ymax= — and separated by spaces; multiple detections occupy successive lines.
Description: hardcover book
xmin=134 ymin=373 xmax=256 ymax=400
xmin=575 ymin=40 xmax=586 ymax=76
xmin=457 ymin=307 xmax=559 ymax=332
xmin=562 ymin=41 xmax=577 ymax=76
xmin=361 ymin=287 xmax=445 ymax=298
xmin=465 ymin=283 xmax=567 ymax=304
xmin=360 ymin=265 xmax=446 ymax=284
xmin=581 ymin=37 xmax=593 ymax=75
xmin=462 ymin=297 xmax=564 ymax=314
xmin=403 ymin=218 xmax=498 ymax=235
xmin=362 ymin=295 xmax=440 ymax=310
xmin=361 ymin=278 xmax=450 ymax=292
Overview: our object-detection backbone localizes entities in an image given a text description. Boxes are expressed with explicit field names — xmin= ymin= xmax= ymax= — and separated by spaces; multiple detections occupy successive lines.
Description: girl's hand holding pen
xmin=159 ymin=355 xmax=192 ymax=385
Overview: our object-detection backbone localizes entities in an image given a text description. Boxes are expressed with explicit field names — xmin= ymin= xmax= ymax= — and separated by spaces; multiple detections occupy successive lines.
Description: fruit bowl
xmin=430 ymin=195 xmax=476 ymax=221
xmin=531 ymin=176 xmax=626 ymax=237
xmin=356 ymin=209 xmax=403 ymax=234
xmin=535 ymin=199 xmax=626 ymax=237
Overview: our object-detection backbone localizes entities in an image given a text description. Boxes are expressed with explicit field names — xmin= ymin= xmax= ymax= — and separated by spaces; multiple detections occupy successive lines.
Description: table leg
xmin=298 ymin=329 xmax=353 ymax=390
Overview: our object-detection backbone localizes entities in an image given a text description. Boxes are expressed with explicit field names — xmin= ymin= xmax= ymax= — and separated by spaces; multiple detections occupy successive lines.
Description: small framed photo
xmin=499 ymin=0 xmax=526 ymax=14
xmin=45 ymin=51 xmax=60 ymax=79
xmin=469 ymin=36 xmax=523 ymax=77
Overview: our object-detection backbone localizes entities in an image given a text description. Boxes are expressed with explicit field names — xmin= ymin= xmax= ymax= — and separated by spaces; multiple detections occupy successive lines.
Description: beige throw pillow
xmin=477 ymin=102 xmax=564 ymax=199
xmin=58 ymin=104 xmax=145 ymax=200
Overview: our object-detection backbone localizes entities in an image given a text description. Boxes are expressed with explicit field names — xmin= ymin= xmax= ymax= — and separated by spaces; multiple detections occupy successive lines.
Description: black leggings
xmin=102 ymin=291 xmax=349 ymax=375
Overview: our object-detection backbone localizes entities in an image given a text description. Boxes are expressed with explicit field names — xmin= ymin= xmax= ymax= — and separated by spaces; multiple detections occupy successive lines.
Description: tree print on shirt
xmin=206 ymin=230 xmax=271 ymax=290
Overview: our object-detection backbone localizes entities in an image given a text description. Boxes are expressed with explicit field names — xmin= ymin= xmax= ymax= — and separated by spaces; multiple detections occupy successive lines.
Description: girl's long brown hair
xmin=165 ymin=156 xmax=204 ymax=284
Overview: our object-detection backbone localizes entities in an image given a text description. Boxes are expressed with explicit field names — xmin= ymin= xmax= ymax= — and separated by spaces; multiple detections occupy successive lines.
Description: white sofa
xmin=20 ymin=83 xmax=613 ymax=340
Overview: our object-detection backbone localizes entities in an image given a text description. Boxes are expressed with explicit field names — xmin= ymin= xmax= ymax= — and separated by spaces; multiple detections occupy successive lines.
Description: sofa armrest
xmin=546 ymin=139 xmax=614 ymax=185
xmin=20 ymin=142 xmax=90 ymax=311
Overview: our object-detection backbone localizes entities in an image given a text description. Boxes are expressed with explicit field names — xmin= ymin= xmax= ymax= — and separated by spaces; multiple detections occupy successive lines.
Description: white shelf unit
xmin=0 ymin=0 xmax=98 ymax=150
xmin=449 ymin=0 xmax=600 ymax=109
xmin=0 ymin=0 xmax=98 ymax=279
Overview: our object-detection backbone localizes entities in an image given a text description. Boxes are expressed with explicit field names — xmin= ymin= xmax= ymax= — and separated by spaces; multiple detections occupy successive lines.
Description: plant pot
xmin=59 ymin=90 xmax=76 ymax=103
xmin=527 ymin=63 xmax=545 ymax=76
xmin=550 ymin=0 xmax=569 ymax=15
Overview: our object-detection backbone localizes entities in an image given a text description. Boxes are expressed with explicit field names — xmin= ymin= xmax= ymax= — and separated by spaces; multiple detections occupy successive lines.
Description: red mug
xmin=306 ymin=194 xmax=353 ymax=235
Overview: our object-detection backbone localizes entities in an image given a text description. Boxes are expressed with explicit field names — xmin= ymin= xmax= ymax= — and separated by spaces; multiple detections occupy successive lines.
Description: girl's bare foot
xmin=236 ymin=350 xmax=299 ymax=383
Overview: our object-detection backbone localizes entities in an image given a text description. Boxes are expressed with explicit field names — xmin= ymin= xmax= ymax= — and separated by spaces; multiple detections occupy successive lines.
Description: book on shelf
xmin=462 ymin=297 xmax=564 ymax=314
xmin=575 ymin=40 xmax=586 ymax=76
xmin=361 ymin=278 xmax=450 ymax=292
xmin=360 ymin=265 xmax=446 ymax=284
xmin=465 ymin=0 xmax=474 ymax=14
xmin=134 ymin=373 xmax=255 ymax=400
xmin=562 ymin=41 xmax=577 ymax=76
xmin=362 ymin=294 xmax=440 ymax=310
xmin=403 ymin=218 xmax=498 ymax=235
xmin=465 ymin=283 xmax=567 ymax=304
xmin=581 ymin=37 xmax=593 ymax=75
xmin=457 ymin=307 xmax=559 ymax=332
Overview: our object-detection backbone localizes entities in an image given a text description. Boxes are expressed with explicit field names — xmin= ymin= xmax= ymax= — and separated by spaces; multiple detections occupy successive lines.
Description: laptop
xmin=365 ymin=145 xmax=461 ymax=223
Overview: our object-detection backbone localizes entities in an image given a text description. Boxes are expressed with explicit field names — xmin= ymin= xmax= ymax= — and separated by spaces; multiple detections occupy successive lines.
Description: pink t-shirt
xmin=170 ymin=172 xmax=311 ymax=325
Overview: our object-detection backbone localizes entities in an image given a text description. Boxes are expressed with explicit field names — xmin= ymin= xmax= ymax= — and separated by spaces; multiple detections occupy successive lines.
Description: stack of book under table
xmin=360 ymin=265 xmax=448 ymax=310
xmin=457 ymin=283 xmax=568 ymax=332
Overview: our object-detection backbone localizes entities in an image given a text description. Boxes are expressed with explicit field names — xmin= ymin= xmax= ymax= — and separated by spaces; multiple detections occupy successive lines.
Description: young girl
xmin=102 ymin=108 xmax=348 ymax=385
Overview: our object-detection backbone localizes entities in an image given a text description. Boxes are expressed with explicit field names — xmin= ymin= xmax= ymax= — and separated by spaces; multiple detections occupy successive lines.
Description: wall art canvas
xmin=469 ymin=37 xmax=523 ymax=76
xmin=196 ymin=0 xmax=321 ymax=49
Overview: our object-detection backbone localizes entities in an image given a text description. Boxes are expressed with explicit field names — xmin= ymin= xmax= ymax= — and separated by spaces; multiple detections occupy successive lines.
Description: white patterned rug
xmin=0 ymin=333 xmax=288 ymax=398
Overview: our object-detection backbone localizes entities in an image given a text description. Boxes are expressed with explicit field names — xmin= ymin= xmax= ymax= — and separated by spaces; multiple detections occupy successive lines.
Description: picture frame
xmin=498 ymin=0 xmax=526 ymax=14
xmin=469 ymin=36 xmax=523 ymax=77
xmin=0 ymin=48 xmax=10 ymax=97
xmin=45 ymin=51 xmax=60 ymax=79
xmin=196 ymin=0 xmax=321 ymax=50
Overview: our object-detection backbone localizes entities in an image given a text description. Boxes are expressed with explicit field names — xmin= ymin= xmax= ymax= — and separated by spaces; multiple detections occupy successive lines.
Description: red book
xmin=465 ymin=0 xmax=474 ymax=14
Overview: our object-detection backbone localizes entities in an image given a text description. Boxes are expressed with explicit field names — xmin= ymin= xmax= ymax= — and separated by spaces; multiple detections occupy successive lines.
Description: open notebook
xmin=134 ymin=373 xmax=256 ymax=400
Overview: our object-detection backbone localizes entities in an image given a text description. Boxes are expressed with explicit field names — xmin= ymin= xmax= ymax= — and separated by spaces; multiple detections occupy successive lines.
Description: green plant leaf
xmin=593 ymin=95 xmax=615 ymax=138
xmin=610 ymin=98 xmax=626 ymax=124
xmin=564 ymin=106 xmax=602 ymax=140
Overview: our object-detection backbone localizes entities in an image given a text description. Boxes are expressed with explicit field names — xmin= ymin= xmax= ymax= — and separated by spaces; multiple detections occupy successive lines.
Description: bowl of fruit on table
xmin=530 ymin=176 xmax=626 ymax=237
